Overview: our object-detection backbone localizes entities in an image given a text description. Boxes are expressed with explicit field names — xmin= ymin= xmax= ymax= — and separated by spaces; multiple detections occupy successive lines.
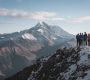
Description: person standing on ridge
xmin=81 ymin=33 xmax=84 ymax=46
xmin=88 ymin=34 xmax=90 ymax=46
xmin=84 ymin=32 xmax=87 ymax=46
xmin=76 ymin=34 xmax=80 ymax=47
xmin=79 ymin=33 xmax=82 ymax=46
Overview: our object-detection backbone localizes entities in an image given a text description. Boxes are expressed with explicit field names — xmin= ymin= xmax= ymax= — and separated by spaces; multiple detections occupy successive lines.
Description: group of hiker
xmin=76 ymin=32 xmax=90 ymax=47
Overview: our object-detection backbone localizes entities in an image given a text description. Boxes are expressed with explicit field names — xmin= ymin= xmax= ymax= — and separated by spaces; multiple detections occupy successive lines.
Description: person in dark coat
xmin=76 ymin=34 xmax=80 ymax=47
xmin=81 ymin=33 xmax=84 ymax=46
xmin=78 ymin=33 xmax=82 ymax=46
xmin=88 ymin=34 xmax=90 ymax=46
xmin=83 ymin=32 xmax=87 ymax=46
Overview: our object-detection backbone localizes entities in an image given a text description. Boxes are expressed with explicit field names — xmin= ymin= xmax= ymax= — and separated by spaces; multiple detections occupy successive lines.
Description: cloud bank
xmin=0 ymin=8 xmax=64 ymax=21
xmin=69 ymin=16 xmax=90 ymax=23
xmin=0 ymin=8 xmax=90 ymax=23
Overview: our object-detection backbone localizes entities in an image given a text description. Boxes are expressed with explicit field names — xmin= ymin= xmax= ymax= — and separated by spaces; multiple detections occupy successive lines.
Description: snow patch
xmin=0 ymin=37 xmax=4 ymax=38
xmin=10 ymin=38 xmax=14 ymax=40
xmin=76 ymin=70 xmax=90 ymax=80
xmin=37 ymin=29 xmax=44 ymax=34
xmin=22 ymin=33 xmax=37 ymax=40
xmin=77 ymin=46 xmax=90 ymax=66
xmin=0 ymin=71 xmax=5 ymax=76
xmin=52 ymin=37 xmax=57 ymax=40
xmin=39 ymin=21 xmax=43 ymax=25
xmin=63 ymin=64 xmax=77 ymax=80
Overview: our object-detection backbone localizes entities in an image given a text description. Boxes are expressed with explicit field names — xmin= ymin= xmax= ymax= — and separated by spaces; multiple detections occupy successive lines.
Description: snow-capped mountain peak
xmin=39 ymin=21 xmax=45 ymax=25
xmin=34 ymin=22 xmax=49 ymax=29
xmin=0 ymin=22 xmax=74 ymax=79
xmin=33 ymin=22 xmax=74 ymax=39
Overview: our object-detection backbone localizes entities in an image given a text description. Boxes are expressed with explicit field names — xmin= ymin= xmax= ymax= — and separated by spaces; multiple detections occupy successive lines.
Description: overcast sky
xmin=0 ymin=0 xmax=90 ymax=34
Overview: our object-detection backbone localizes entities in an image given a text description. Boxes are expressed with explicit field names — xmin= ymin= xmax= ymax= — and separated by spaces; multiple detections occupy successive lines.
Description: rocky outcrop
xmin=5 ymin=47 xmax=90 ymax=80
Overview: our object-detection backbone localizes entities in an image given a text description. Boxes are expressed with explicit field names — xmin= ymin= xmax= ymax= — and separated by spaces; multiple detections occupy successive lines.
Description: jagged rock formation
xmin=5 ymin=47 xmax=90 ymax=80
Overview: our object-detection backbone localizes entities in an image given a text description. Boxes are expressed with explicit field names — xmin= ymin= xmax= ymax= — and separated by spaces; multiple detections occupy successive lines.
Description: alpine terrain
xmin=5 ymin=46 xmax=90 ymax=80
xmin=0 ymin=22 xmax=74 ymax=79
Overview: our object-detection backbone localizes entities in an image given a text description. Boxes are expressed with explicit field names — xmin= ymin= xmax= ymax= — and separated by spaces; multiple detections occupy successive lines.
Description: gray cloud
xmin=0 ymin=8 xmax=65 ymax=21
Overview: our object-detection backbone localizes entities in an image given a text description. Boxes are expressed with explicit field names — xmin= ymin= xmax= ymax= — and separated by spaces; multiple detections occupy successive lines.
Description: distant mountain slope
xmin=0 ymin=22 xmax=74 ymax=79
xmin=5 ymin=47 xmax=90 ymax=80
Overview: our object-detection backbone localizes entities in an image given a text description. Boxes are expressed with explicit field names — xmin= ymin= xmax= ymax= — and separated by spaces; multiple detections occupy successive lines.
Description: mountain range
xmin=0 ymin=22 xmax=75 ymax=79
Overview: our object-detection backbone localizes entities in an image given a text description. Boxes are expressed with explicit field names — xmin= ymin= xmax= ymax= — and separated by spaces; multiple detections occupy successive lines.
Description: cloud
xmin=0 ymin=8 xmax=29 ymax=17
xmin=69 ymin=16 xmax=90 ymax=23
xmin=0 ymin=8 xmax=64 ymax=21
xmin=30 ymin=12 xmax=57 ymax=21
xmin=1 ymin=8 xmax=90 ymax=23
xmin=51 ymin=17 xmax=65 ymax=21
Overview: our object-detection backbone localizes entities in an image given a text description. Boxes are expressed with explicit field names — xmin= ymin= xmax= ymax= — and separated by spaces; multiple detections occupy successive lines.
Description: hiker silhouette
xmin=84 ymin=32 xmax=87 ymax=46
xmin=76 ymin=34 xmax=80 ymax=47
xmin=76 ymin=32 xmax=88 ymax=47
xmin=88 ymin=34 xmax=90 ymax=46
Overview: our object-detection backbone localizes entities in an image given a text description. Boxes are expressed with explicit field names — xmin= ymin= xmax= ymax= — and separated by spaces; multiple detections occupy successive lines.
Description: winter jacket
xmin=76 ymin=35 xmax=79 ymax=39
xmin=84 ymin=34 xmax=87 ymax=40
xmin=79 ymin=35 xmax=84 ymax=40
xmin=88 ymin=34 xmax=90 ymax=41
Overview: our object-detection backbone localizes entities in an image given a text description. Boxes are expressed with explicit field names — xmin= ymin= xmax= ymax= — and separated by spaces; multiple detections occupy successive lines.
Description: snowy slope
xmin=61 ymin=46 xmax=90 ymax=80
xmin=28 ymin=47 xmax=90 ymax=80
xmin=6 ymin=46 xmax=90 ymax=80
xmin=76 ymin=46 xmax=90 ymax=80
xmin=27 ymin=46 xmax=90 ymax=80
xmin=22 ymin=33 xmax=37 ymax=40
